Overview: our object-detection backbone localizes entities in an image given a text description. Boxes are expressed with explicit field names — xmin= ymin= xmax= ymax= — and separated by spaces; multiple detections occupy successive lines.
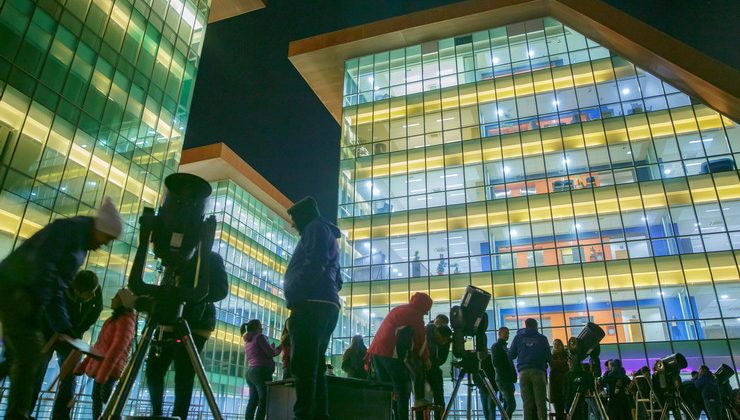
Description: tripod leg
xmin=442 ymin=370 xmax=466 ymax=420
xmin=103 ymin=315 xmax=157 ymax=419
xmin=474 ymin=371 xmax=510 ymax=420
xmin=593 ymin=387 xmax=610 ymax=420
xmin=176 ymin=318 xmax=223 ymax=420
xmin=568 ymin=391 xmax=582 ymax=420
xmin=659 ymin=400 xmax=670 ymax=420
xmin=466 ymin=374 xmax=472 ymax=420
xmin=677 ymin=396 xmax=696 ymax=420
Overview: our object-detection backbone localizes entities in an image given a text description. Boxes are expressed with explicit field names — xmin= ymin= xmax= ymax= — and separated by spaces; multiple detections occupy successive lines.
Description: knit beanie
xmin=94 ymin=196 xmax=123 ymax=238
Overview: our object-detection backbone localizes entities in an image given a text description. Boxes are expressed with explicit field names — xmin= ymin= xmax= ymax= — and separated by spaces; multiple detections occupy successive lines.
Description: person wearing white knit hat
xmin=0 ymin=196 xmax=122 ymax=419
xmin=92 ymin=196 xmax=123 ymax=249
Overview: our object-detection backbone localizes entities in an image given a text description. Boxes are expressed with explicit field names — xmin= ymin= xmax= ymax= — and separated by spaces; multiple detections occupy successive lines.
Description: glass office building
xmin=334 ymin=16 xmax=740 ymax=391
xmin=0 ymin=0 xmax=266 ymax=415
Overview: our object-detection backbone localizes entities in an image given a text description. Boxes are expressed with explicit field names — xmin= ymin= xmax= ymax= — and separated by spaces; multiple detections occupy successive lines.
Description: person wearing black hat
xmin=284 ymin=197 xmax=342 ymax=420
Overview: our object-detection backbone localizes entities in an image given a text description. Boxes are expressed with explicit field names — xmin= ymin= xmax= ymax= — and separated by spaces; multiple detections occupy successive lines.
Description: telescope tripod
xmin=654 ymin=390 xmax=696 ymax=420
xmin=102 ymin=312 xmax=223 ymax=420
xmin=568 ymin=377 xmax=608 ymax=420
xmin=442 ymin=356 xmax=510 ymax=420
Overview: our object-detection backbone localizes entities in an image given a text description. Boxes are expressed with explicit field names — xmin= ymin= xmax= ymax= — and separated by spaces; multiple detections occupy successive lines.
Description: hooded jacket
xmin=425 ymin=323 xmax=451 ymax=368
xmin=243 ymin=331 xmax=281 ymax=369
xmin=508 ymin=326 xmax=551 ymax=372
xmin=75 ymin=310 xmax=136 ymax=383
xmin=601 ymin=360 xmax=631 ymax=405
xmin=366 ymin=292 xmax=432 ymax=363
xmin=0 ymin=216 xmax=93 ymax=333
xmin=695 ymin=372 xmax=721 ymax=400
xmin=283 ymin=216 xmax=342 ymax=309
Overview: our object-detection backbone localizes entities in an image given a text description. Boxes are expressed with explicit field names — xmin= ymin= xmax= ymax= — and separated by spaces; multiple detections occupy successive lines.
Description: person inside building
xmin=425 ymin=314 xmax=452 ymax=412
xmin=492 ymin=326 xmax=517 ymax=419
xmin=128 ymin=213 xmax=228 ymax=420
xmin=549 ymin=338 xmax=569 ymax=420
xmin=32 ymin=269 xmax=104 ymax=419
xmin=283 ymin=196 xmax=342 ymax=420
xmin=342 ymin=334 xmax=368 ymax=379
xmin=243 ymin=319 xmax=282 ymax=420
xmin=367 ymin=292 xmax=433 ymax=420
xmin=0 ymin=196 xmax=122 ymax=420
xmin=75 ymin=289 xmax=137 ymax=419
xmin=509 ymin=318 xmax=551 ymax=420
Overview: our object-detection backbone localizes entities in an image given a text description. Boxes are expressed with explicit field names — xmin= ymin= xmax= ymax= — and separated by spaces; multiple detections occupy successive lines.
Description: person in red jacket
xmin=366 ymin=292 xmax=433 ymax=420
xmin=75 ymin=289 xmax=137 ymax=419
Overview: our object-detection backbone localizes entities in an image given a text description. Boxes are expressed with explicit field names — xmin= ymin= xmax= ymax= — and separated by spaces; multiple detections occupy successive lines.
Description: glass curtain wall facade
xmin=335 ymin=16 xmax=740 ymax=406
xmin=139 ymin=179 xmax=296 ymax=417
xmin=0 ymin=0 xmax=215 ymax=416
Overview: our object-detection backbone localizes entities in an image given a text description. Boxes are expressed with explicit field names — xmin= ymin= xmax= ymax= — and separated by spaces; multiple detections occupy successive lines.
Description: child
xmin=75 ymin=289 xmax=137 ymax=419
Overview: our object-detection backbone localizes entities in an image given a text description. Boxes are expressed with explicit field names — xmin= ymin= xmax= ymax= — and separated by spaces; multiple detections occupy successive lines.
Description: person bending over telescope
xmin=0 ymin=196 xmax=122 ymax=420
xmin=32 ymin=269 xmax=103 ymax=420
xmin=366 ymin=292 xmax=433 ymax=420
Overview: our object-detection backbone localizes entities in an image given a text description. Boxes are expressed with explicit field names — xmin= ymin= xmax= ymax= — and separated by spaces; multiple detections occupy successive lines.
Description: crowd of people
xmin=1 ymin=192 xmax=739 ymax=420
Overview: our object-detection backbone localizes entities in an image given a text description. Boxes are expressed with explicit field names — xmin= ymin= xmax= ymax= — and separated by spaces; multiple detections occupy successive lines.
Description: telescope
xmin=567 ymin=322 xmax=608 ymax=420
xmin=444 ymin=285 xmax=509 ymax=420
xmin=714 ymin=364 xmax=734 ymax=385
xmin=103 ymin=173 xmax=224 ymax=419
xmin=150 ymin=172 xmax=212 ymax=267
xmin=570 ymin=322 xmax=605 ymax=364
xmin=654 ymin=353 xmax=687 ymax=391
xmin=449 ymin=285 xmax=490 ymax=357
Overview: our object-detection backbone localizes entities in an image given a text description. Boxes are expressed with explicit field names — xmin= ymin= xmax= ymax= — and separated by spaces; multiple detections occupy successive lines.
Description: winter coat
xmin=173 ymin=251 xmax=228 ymax=331
xmin=342 ymin=346 xmax=368 ymax=379
xmin=0 ymin=216 xmax=93 ymax=333
xmin=695 ymin=373 xmax=721 ymax=400
xmin=549 ymin=349 xmax=569 ymax=406
xmin=425 ymin=323 xmax=450 ymax=368
xmin=75 ymin=310 xmax=136 ymax=383
xmin=42 ymin=287 xmax=103 ymax=340
xmin=509 ymin=327 xmax=551 ymax=372
xmin=366 ymin=292 xmax=433 ymax=363
xmin=283 ymin=217 xmax=342 ymax=309
xmin=492 ymin=339 xmax=517 ymax=384
xmin=244 ymin=331 xmax=281 ymax=369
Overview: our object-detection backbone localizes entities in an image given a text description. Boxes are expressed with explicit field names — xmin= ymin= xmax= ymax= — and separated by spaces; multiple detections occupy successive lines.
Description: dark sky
xmin=185 ymin=0 xmax=740 ymax=222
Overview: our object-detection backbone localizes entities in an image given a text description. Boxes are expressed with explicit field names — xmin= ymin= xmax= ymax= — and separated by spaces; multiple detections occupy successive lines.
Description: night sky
xmin=184 ymin=0 xmax=740 ymax=222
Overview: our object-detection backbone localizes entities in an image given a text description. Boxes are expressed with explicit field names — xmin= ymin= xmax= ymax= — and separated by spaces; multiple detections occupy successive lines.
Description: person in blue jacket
xmin=0 ymin=196 xmax=122 ymax=420
xmin=695 ymin=365 xmax=724 ymax=420
xmin=509 ymin=318 xmax=551 ymax=420
xmin=284 ymin=196 xmax=342 ymax=420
